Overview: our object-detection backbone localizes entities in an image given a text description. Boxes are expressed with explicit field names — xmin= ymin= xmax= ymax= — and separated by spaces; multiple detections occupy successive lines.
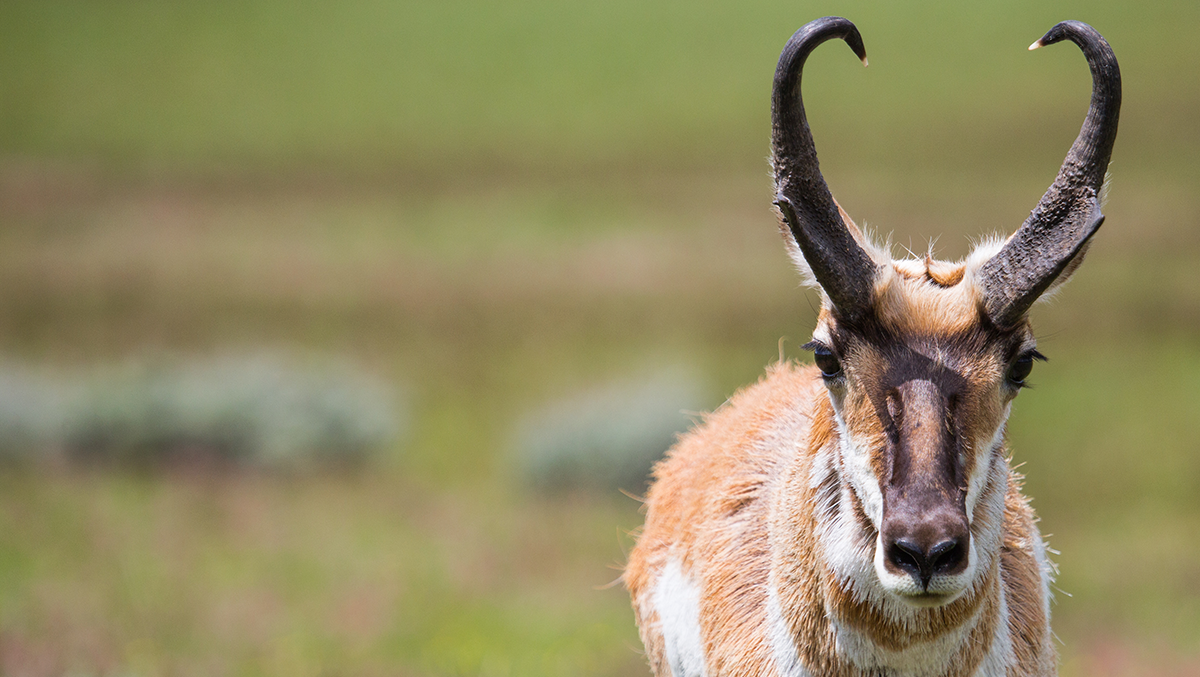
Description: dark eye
xmin=1007 ymin=351 xmax=1043 ymax=386
xmin=813 ymin=346 xmax=842 ymax=379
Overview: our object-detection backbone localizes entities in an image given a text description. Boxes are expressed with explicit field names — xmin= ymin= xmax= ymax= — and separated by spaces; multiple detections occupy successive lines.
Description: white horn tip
xmin=861 ymin=56 xmax=869 ymax=67
xmin=1028 ymin=40 xmax=1043 ymax=51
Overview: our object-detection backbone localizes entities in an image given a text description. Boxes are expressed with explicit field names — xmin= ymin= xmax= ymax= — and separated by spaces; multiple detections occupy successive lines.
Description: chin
xmin=874 ymin=564 xmax=974 ymax=609
xmin=892 ymin=588 xmax=966 ymax=609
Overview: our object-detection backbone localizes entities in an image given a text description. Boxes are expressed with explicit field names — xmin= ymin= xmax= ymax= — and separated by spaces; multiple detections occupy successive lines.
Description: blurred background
xmin=1 ymin=0 xmax=1198 ymax=675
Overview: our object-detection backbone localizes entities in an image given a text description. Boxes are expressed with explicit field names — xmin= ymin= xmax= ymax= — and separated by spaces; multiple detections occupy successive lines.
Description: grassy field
xmin=2 ymin=0 xmax=1200 ymax=675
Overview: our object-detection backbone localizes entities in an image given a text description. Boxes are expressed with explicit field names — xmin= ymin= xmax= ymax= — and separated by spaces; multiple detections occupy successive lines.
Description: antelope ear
xmin=777 ymin=199 xmax=887 ymax=294
xmin=779 ymin=218 xmax=820 ymax=290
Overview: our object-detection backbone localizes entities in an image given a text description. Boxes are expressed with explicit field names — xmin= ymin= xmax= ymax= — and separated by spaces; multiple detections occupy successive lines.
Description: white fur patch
xmin=782 ymin=219 xmax=891 ymax=292
xmin=816 ymin=480 xmax=878 ymax=603
xmin=766 ymin=583 xmax=813 ymax=677
xmin=651 ymin=558 xmax=708 ymax=677
xmin=965 ymin=414 xmax=1010 ymax=520
xmin=971 ymin=452 xmax=1009 ymax=568
xmin=964 ymin=236 xmax=1006 ymax=275
xmin=809 ymin=438 xmax=889 ymax=616
xmin=832 ymin=615 xmax=978 ymax=677
xmin=972 ymin=583 xmax=1013 ymax=676
xmin=1029 ymin=515 xmax=1056 ymax=639
xmin=783 ymin=233 xmax=821 ymax=291
xmin=829 ymin=403 xmax=884 ymax=528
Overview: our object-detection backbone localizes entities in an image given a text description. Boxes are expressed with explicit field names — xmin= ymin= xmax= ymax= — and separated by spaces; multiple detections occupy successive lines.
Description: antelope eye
xmin=1007 ymin=354 xmax=1035 ymax=386
xmin=813 ymin=346 xmax=842 ymax=379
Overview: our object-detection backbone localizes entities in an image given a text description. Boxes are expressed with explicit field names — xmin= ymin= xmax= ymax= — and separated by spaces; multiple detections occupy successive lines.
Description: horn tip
xmin=861 ymin=55 xmax=869 ymax=67
xmin=1028 ymin=39 xmax=1043 ymax=51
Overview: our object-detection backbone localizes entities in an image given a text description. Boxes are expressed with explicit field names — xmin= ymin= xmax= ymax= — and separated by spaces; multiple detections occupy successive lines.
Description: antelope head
xmin=771 ymin=18 xmax=1119 ymax=606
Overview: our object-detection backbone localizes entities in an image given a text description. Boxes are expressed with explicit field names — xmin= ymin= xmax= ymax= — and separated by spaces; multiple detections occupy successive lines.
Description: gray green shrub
xmin=0 ymin=355 xmax=403 ymax=469
xmin=0 ymin=365 xmax=72 ymax=463
xmin=514 ymin=369 xmax=712 ymax=493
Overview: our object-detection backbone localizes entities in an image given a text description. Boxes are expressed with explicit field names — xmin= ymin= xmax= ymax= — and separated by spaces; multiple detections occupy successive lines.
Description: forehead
xmin=875 ymin=259 xmax=982 ymax=336
xmin=815 ymin=260 xmax=1032 ymax=367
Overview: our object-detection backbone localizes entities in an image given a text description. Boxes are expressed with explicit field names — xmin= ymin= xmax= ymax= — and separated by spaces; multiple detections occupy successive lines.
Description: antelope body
xmin=624 ymin=18 xmax=1120 ymax=677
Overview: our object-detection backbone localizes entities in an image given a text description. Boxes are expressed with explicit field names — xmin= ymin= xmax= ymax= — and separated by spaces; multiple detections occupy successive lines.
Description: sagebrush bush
xmin=0 ymin=365 xmax=72 ymax=463
xmin=513 ymin=369 xmax=712 ymax=493
xmin=0 ymin=355 xmax=403 ymax=469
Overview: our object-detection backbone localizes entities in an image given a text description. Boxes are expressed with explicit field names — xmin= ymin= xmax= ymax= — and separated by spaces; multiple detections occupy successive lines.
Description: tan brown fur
xmin=634 ymin=15 xmax=1117 ymax=674
xmin=626 ymin=358 xmax=1053 ymax=676
xmin=627 ymin=363 xmax=822 ymax=676
xmin=772 ymin=363 xmax=999 ymax=672
xmin=1002 ymin=473 xmax=1057 ymax=675
xmin=625 ymin=249 xmax=1058 ymax=675
xmin=874 ymin=260 xmax=983 ymax=336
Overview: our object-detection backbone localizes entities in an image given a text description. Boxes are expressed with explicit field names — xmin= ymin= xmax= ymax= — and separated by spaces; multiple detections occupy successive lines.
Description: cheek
xmin=961 ymin=387 xmax=1007 ymax=447
xmin=1001 ymin=383 xmax=1021 ymax=404
xmin=827 ymin=385 xmax=888 ymax=526
xmin=960 ymin=390 xmax=1011 ymax=517
xmin=840 ymin=387 xmax=888 ymax=471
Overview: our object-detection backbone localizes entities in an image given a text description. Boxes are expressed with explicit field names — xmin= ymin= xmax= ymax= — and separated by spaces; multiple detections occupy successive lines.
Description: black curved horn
xmin=772 ymin=17 xmax=879 ymax=321
xmin=979 ymin=21 xmax=1121 ymax=328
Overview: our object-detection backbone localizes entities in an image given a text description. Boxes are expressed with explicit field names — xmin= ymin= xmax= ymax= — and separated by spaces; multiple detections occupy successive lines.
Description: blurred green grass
xmin=3 ymin=0 xmax=1198 ymax=178
xmin=2 ymin=0 xmax=1200 ymax=675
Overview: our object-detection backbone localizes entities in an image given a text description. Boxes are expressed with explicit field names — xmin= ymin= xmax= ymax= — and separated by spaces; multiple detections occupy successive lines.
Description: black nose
xmin=887 ymin=537 xmax=967 ymax=589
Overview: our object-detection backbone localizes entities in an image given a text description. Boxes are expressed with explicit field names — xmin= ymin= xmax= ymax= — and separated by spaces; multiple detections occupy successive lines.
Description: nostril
xmin=928 ymin=538 xmax=966 ymax=574
xmin=887 ymin=539 xmax=926 ymax=577
xmin=886 ymin=536 xmax=967 ymax=588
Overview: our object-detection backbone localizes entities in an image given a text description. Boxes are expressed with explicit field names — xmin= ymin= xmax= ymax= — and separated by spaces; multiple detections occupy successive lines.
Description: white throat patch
xmin=651 ymin=558 xmax=708 ymax=677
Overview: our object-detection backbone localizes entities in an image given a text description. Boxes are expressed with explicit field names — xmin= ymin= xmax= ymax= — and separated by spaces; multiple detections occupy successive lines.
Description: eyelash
xmin=802 ymin=341 xmax=843 ymax=379
xmin=1007 ymin=349 xmax=1047 ymax=387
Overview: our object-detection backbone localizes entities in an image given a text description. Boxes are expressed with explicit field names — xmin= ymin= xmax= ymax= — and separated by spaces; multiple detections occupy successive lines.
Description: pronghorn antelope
xmin=624 ymin=17 xmax=1119 ymax=677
